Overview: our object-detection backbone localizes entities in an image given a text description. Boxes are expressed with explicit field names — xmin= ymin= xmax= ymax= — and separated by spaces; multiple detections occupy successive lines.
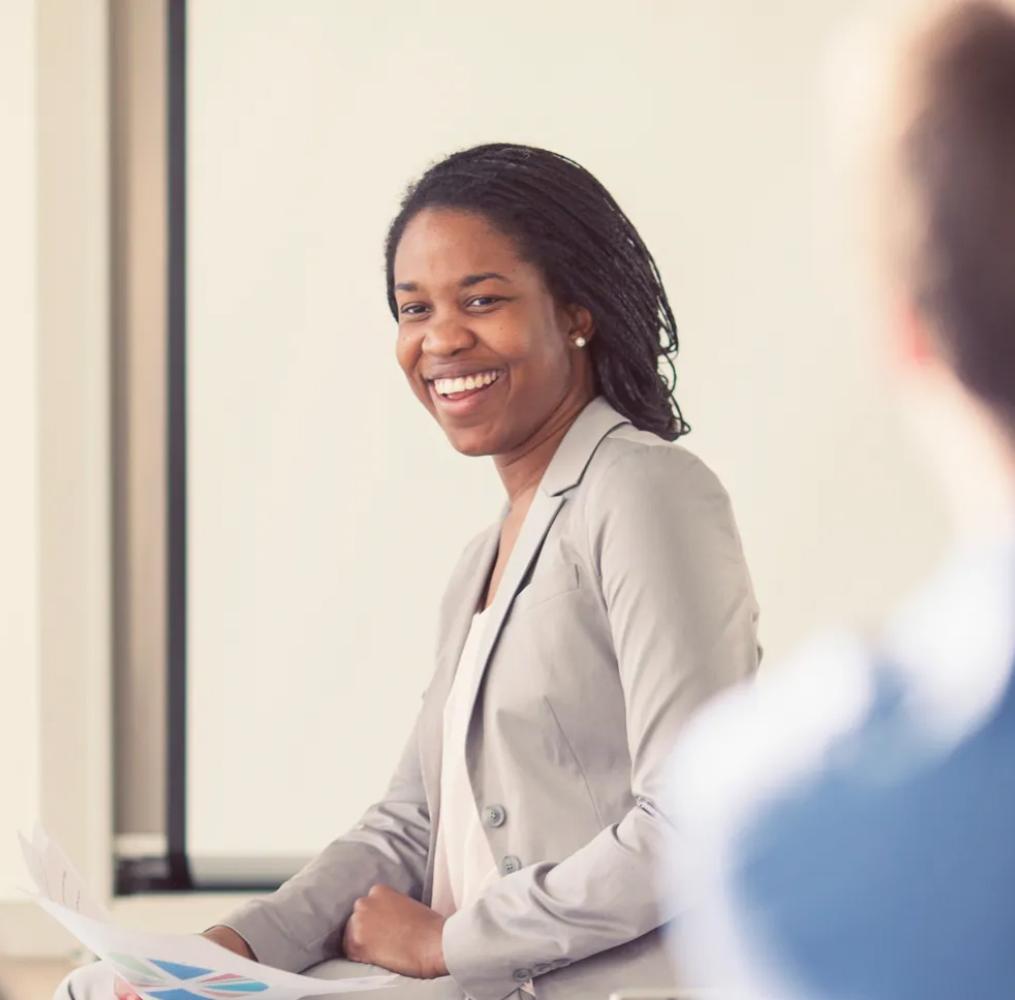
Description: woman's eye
xmin=399 ymin=303 xmax=429 ymax=316
xmin=467 ymin=295 xmax=503 ymax=308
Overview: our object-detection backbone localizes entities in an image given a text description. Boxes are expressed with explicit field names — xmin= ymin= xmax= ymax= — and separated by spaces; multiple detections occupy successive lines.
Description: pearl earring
xmin=573 ymin=336 xmax=587 ymax=348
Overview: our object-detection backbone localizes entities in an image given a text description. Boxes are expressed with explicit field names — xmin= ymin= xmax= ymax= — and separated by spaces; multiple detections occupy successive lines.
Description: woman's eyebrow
xmin=460 ymin=272 xmax=510 ymax=288
xmin=394 ymin=272 xmax=510 ymax=293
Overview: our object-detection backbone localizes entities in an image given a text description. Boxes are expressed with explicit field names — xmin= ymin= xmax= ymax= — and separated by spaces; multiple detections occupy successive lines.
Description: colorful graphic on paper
xmin=109 ymin=954 xmax=270 ymax=1000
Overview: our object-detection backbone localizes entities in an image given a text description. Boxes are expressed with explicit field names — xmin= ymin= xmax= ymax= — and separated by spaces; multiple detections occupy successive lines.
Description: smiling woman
xmin=386 ymin=144 xmax=689 ymax=451
xmin=393 ymin=206 xmax=598 ymax=461
xmin=57 ymin=143 xmax=760 ymax=1000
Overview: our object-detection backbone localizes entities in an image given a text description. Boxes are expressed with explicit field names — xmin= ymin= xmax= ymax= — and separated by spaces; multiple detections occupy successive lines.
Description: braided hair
xmin=384 ymin=143 xmax=689 ymax=441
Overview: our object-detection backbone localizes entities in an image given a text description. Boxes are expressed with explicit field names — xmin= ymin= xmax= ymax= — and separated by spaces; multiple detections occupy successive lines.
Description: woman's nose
xmin=423 ymin=314 xmax=475 ymax=355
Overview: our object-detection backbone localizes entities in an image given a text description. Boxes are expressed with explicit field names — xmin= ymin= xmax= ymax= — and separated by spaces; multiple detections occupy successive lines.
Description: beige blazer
xmin=224 ymin=397 xmax=760 ymax=1000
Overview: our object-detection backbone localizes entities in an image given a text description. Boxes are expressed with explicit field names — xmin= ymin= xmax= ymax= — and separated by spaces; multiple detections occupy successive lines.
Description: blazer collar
xmin=538 ymin=396 xmax=630 ymax=497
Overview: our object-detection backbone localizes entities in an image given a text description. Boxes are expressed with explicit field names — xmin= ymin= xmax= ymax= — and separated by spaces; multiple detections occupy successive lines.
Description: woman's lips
xmin=431 ymin=370 xmax=501 ymax=396
xmin=428 ymin=373 xmax=503 ymax=416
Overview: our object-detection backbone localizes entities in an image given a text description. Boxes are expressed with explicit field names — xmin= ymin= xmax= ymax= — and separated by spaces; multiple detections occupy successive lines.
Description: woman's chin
xmin=442 ymin=424 xmax=500 ymax=458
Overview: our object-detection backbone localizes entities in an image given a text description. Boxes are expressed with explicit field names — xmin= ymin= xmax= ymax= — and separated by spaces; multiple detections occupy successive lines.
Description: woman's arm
xmin=442 ymin=444 xmax=760 ymax=1000
xmin=217 ymin=712 xmax=432 ymax=972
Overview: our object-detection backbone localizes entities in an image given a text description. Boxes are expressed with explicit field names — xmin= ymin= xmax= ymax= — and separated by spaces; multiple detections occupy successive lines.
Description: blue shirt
xmin=667 ymin=537 xmax=1015 ymax=1000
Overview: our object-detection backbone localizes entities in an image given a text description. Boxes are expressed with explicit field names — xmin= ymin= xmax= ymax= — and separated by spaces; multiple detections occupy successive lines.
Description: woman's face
xmin=393 ymin=207 xmax=593 ymax=457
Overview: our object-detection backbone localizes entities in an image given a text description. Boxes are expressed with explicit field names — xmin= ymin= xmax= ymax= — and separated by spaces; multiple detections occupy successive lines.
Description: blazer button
xmin=499 ymin=854 xmax=522 ymax=876
xmin=482 ymin=804 xmax=506 ymax=828
xmin=513 ymin=968 xmax=533 ymax=982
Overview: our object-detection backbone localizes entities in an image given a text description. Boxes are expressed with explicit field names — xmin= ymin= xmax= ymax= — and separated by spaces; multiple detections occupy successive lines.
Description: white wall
xmin=0 ymin=0 xmax=40 ymax=908
xmin=187 ymin=0 xmax=948 ymax=863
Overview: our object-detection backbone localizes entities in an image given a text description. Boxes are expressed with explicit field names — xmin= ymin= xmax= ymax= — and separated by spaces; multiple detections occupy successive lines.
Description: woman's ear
xmin=562 ymin=303 xmax=595 ymax=345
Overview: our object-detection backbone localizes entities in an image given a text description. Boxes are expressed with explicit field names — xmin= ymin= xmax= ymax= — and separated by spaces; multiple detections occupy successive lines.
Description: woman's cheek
xmin=392 ymin=338 xmax=428 ymax=409
xmin=394 ymin=328 xmax=418 ymax=375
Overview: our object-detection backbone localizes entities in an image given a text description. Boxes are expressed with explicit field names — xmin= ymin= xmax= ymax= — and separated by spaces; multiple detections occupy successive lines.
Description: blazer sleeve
xmin=218 ymin=711 xmax=431 ymax=972
xmin=441 ymin=443 xmax=761 ymax=1000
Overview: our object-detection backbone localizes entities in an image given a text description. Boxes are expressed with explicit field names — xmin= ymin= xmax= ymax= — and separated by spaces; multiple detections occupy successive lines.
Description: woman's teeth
xmin=433 ymin=370 xmax=501 ymax=397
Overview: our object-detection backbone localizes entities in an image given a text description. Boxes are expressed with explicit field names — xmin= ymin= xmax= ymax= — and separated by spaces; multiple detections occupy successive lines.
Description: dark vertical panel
xmin=109 ymin=0 xmax=130 ymax=843
xmin=166 ymin=0 xmax=191 ymax=890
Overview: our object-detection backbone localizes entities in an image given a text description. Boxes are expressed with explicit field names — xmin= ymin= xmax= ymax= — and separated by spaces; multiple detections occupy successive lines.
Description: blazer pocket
xmin=512 ymin=562 xmax=581 ymax=614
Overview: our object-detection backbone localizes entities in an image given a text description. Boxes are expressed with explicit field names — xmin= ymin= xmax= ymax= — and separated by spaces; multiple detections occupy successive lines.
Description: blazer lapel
xmin=419 ymin=396 xmax=630 ymax=898
xmin=461 ymin=396 xmax=631 ymax=746
xmin=461 ymin=488 xmax=566 ymax=734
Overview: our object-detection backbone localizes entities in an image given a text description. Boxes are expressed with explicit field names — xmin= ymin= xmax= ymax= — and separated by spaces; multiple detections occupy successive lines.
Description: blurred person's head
xmin=880 ymin=0 xmax=1015 ymax=532
xmin=384 ymin=143 xmax=688 ymax=459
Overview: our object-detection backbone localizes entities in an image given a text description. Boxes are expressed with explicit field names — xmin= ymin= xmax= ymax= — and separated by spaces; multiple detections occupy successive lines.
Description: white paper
xmin=21 ymin=827 xmax=396 ymax=999
xmin=19 ymin=823 xmax=109 ymax=921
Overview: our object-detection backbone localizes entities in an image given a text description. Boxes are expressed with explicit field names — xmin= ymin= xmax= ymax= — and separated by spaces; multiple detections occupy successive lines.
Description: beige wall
xmin=110 ymin=0 xmax=169 ymax=842
xmin=0 ymin=0 xmax=112 ymax=959
xmin=186 ymin=0 xmax=947 ymax=861
xmin=0 ymin=0 xmax=41 ymax=909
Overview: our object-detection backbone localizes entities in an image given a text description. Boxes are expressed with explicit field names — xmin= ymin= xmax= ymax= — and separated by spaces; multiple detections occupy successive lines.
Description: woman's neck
xmin=494 ymin=390 xmax=595 ymax=508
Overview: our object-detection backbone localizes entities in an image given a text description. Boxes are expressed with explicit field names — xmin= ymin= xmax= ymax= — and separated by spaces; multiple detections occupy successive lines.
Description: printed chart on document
xmin=19 ymin=826 xmax=395 ymax=999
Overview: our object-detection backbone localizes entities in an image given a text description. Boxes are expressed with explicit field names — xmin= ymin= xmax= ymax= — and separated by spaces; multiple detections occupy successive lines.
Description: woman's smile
xmin=427 ymin=368 xmax=506 ymax=416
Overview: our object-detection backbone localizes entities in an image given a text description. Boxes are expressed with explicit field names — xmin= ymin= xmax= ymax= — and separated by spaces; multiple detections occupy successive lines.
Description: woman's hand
xmin=342 ymin=884 xmax=448 ymax=978
xmin=203 ymin=925 xmax=257 ymax=959
xmin=112 ymin=925 xmax=254 ymax=998
xmin=113 ymin=978 xmax=140 ymax=1000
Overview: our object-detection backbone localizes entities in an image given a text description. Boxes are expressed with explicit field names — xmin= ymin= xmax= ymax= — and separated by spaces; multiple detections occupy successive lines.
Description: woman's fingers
xmin=113 ymin=974 xmax=142 ymax=1000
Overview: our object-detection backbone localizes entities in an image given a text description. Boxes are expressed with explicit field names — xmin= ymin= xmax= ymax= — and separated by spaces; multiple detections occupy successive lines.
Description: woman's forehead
xmin=394 ymin=208 xmax=527 ymax=282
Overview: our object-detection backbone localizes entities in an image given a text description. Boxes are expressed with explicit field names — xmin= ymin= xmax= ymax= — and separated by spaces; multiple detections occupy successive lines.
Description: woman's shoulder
xmin=581 ymin=424 xmax=731 ymax=508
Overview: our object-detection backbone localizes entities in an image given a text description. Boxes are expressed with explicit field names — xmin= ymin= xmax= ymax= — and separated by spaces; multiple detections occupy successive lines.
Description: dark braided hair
xmin=384 ymin=143 xmax=689 ymax=441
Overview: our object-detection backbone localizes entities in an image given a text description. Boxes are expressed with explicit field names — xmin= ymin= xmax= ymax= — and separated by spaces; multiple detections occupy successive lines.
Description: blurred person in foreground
xmin=666 ymin=2 xmax=1015 ymax=998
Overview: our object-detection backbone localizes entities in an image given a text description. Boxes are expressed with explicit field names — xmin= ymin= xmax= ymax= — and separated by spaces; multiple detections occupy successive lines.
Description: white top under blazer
xmin=432 ymin=609 xmax=536 ymax=997
xmin=432 ymin=607 xmax=497 ymax=918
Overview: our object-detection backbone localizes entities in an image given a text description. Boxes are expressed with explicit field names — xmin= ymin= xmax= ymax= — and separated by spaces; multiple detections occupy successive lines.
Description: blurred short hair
xmin=886 ymin=0 xmax=1015 ymax=440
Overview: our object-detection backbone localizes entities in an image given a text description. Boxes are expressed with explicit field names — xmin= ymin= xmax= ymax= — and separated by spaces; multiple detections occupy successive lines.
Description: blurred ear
xmin=889 ymin=291 xmax=938 ymax=371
